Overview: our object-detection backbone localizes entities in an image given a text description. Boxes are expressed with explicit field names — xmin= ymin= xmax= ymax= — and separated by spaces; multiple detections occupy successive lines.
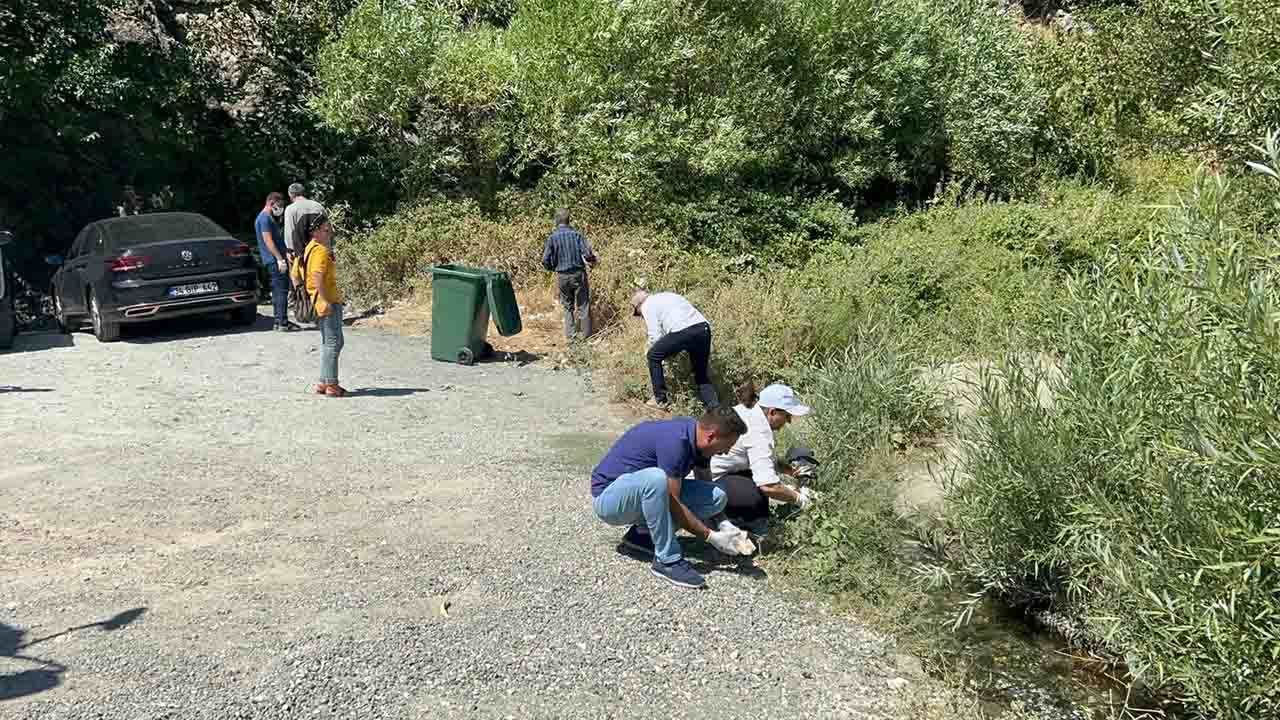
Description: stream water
xmin=918 ymin=590 xmax=1179 ymax=719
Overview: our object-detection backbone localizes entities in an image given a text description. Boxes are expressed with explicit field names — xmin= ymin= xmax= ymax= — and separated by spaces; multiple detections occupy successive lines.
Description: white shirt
xmin=709 ymin=404 xmax=782 ymax=487
xmin=640 ymin=292 xmax=708 ymax=344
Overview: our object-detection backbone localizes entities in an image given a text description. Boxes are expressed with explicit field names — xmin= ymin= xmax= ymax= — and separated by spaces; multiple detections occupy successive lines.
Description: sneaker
xmin=621 ymin=526 xmax=655 ymax=556
xmin=314 ymin=383 xmax=330 ymax=395
xmin=325 ymin=384 xmax=348 ymax=398
xmin=650 ymin=559 xmax=706 ymax=589
xmin=274 ymin=321 xmax=300 ymax=332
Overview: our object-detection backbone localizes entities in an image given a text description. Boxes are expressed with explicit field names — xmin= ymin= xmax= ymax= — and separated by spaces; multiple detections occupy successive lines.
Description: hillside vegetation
xmin=5 ymin=1 xmax=1279 ymax=717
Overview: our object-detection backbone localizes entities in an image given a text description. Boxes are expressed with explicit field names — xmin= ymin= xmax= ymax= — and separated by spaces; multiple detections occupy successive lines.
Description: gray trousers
xmin=557 ymin=269 xmax=591 ymax=339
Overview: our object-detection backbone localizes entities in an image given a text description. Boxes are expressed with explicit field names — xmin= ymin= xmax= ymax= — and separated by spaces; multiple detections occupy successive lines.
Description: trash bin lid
xmin=485 ymin=271 xmax=522 ymax=337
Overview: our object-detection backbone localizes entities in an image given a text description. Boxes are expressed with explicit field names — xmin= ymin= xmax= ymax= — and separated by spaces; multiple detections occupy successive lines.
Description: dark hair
xmin=735 ymin=381 xmax=759 ymax=408
xmin=553 ymin=207 xmax=571 ymax=226
xmin=699 ymin=406 xmax=747 ymax=437
xmin=307 ymin=213 xmax=331 ymax=238
xmin=265 ymin=191 xmax=284 ymax=206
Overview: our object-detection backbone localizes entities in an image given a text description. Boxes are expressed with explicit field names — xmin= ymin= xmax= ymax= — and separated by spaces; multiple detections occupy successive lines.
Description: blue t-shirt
xmin=590 ymin=418 xmax=709 ymax=497
xmin=255 ymin=210 xmax=283 ymax=266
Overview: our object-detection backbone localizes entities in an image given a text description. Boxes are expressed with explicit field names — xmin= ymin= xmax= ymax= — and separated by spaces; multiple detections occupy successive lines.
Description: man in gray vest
xmin=283 ymin=182 xmax=327 ymax=259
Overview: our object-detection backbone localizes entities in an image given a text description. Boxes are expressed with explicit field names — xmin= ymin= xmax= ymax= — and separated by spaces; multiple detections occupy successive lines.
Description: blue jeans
xmin=318 ymin=304 xmax=344 ymax=384
xmin=266 ymin=261 xmax=290 ymax=326
xmin=592 ymin=467 xmax=727 ymax=564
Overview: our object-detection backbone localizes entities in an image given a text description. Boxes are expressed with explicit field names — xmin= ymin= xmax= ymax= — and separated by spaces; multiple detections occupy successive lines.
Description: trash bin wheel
xmin=457 ymin=347 xmax=476 ymax=365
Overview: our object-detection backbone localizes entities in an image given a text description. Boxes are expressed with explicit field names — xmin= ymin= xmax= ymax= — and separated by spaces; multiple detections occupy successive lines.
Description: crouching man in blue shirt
xmin=591 ymin=407 xmax=752 ymax=588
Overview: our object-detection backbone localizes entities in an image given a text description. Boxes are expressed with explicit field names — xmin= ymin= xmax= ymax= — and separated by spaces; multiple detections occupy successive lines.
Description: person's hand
xmin=792 ymin=463 xmax=818 ymax=479
xmin=708 ymin=528 xmax=746 ymax=556
xmin=276 ymin=258 xmax=288 ymax=274
xmin=795 ymin=486 xmax=816 ymax=510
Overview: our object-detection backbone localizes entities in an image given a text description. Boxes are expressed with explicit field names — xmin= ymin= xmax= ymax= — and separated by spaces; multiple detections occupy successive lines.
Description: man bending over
xmin=591 ymin=407 xmax=750 ymax=589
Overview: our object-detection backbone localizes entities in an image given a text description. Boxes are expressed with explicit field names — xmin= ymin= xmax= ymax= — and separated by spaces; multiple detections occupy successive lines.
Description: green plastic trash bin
xmin=428 ymin=264 xmax=522 ymax=365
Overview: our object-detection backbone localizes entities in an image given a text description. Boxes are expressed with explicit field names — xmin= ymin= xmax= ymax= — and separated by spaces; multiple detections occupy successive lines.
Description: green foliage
xmin=775 ymin=322 xmax=943 ymax=599
xmin=950 ymin=164 xmax=1280 ymax=718
xmin=1034 ymin=0 xmax=1280 ymax=173
xmin=314 ymin=0 xmax=1052 ymax=253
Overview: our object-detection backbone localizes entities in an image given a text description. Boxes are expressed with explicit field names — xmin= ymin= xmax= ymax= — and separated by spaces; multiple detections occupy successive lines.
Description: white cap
xmin=758 ymin=383 xmax=811 ymax=417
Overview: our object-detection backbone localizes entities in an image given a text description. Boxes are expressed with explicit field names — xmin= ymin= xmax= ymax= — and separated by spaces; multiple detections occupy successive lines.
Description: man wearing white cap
xmin=630 ymin=290 xmax=719 ymax=409
xmin=709 ymin=381 xmax=816 ymax=535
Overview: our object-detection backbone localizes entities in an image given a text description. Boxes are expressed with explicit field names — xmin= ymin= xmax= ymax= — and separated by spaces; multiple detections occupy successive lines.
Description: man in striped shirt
xmin=542 ymin=208 xmax=598 ymax=340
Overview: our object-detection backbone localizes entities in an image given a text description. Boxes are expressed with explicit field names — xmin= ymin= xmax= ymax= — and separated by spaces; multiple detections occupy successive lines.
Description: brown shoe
xmin=314 ymin=383 xmax=330 ymax=395
xmin=325 ymin=384 xmax=348 ymax=398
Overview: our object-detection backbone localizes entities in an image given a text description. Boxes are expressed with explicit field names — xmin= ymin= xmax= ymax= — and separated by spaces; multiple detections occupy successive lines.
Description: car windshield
xmin=102 ymin=213 xmax=228 ymax=251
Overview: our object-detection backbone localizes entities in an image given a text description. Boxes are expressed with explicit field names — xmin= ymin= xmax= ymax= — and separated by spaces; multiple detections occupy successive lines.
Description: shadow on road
xmin=345 ymin=387 xmax=431 ymax=398
xmin=2 ymin=333 xmax=74 ymax=354
xmin=0 ymin=386 xmax=54 ymax=394
xmin=1 ymin=607 xmax=146 ymax=702
xmin=478 ymin=350 xmax=541 ymax=366
xmin=614 ymin=542 xmax=769 ymax=581
xmin=122 ymin=312 xmax=276 ymax=344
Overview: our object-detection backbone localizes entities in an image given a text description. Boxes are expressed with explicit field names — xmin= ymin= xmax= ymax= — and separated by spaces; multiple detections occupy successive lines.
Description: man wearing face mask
xmin=255 ymin=191 xmax=297 ymax=331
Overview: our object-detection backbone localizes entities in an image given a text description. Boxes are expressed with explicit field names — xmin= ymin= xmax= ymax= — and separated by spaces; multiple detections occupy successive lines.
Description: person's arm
xmin=310 ymin=269 xmax=340 ymax=305
xmin=760 ymin=482 xmax=800 ymax=504
xmin=580 ymin=235 xmax=598 ymax=266
xmin=667 ymin=475 xmax=712 ymax=539
xmin=643 ymin=306 xmax=662 ymax=345
xmin=262 ymin=229 xmax=284 ymax=264
xmin=283 ymin=210 xmax=296 ymax=255
xmin=745 ymin=428 xmax=802 ymax=504
xmin=542 ymin=237 xmax=556 ymax=271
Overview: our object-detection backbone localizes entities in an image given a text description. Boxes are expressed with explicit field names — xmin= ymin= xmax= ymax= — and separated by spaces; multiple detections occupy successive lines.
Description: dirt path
xmin=1 ymin=314 xmax=913 ymax=719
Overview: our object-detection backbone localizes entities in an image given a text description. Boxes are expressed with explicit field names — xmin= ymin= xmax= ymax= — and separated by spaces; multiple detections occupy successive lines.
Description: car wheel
xmin=230 ymin=304 xmax=257 ymax=326
xmin=52 ymin=290 xmax=70 ymax=333
xmin=0 ymin=298 xmax=14 ymax=350
xmin=90 ymin=292 xmax=120 ymax=343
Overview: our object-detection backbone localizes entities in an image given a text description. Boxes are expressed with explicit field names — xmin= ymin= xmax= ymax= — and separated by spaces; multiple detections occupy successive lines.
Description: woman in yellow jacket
xmin=303 ymin=216 xmax=346 ymax=397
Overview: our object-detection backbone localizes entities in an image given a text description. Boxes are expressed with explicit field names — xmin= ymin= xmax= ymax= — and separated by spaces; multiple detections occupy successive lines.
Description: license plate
xmin=168 ymin=282 xmax=219 ymax=298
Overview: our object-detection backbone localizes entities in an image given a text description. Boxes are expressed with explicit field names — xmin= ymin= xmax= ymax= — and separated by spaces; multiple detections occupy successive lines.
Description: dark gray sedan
xmin=50 ymin=213 xmax=259 ymax=342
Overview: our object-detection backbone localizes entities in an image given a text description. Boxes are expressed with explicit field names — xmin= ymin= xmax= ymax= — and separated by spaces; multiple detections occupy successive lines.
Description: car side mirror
xmin=44 ymin=254 xmax=64 ymax=266
xmin=0 ymin=230 xmax=12 ymax=246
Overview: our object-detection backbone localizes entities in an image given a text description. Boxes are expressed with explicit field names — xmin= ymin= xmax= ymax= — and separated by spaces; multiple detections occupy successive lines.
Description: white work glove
xmin=792 ymin=463 xmax=817 ymax=479
xmin=717 ymin=519 xmax=741 ymax=534
xmin=795 ymin=486 xmax=815 ymax=510
xmin=708 ymin=528 xmax=746 ymax=556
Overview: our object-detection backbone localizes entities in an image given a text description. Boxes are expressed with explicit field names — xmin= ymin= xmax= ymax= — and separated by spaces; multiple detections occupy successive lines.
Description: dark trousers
xmin=647 ymin=322 xmax=716 ymax=406
xmin=267 ymin=262 xmax=290 ymax=326
xmin=557 ymin=269 xmax=590 ymax=338
xmin=713 ymin=473 xmax=770 ymax=523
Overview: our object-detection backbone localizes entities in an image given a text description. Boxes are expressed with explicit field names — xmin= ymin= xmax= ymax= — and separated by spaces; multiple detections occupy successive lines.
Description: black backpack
xmin=289 ymin=244 xmax=319 ymax=324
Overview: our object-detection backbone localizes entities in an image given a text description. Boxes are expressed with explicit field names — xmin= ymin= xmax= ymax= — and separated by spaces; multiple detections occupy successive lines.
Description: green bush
xmin=313 ymin=0 xmax=1054 ymax=253
xmin=950 ymin=167 xmax=1280 ymax=718
xmin=1032 ymin=1 xmax=1280 ymax=170
xmin=774 ymin=317 xmax=943 ymax=600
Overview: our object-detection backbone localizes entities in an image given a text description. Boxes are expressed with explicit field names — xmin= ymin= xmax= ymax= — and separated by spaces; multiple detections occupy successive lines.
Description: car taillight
xmin=225 ymin=243 xmax=251 ymax=258
xmin=107 ymin=256 xmax=150 ymax=272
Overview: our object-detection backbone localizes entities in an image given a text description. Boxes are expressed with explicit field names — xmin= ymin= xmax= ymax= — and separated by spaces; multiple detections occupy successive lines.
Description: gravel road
xmin=1 ymin=314 xmax=913 ymax=719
